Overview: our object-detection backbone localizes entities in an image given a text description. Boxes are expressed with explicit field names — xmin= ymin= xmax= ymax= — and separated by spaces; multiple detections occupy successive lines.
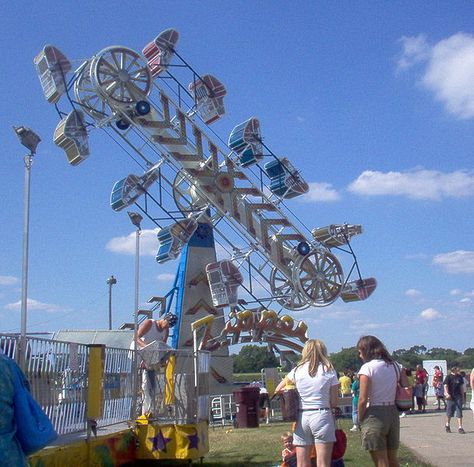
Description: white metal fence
xmin=0 ymin=334 xmax=210 ymax=436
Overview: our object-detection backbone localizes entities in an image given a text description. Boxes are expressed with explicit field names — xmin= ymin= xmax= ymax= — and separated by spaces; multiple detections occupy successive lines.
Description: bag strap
xmin=392 ymin=362 xmax=402 ymax=385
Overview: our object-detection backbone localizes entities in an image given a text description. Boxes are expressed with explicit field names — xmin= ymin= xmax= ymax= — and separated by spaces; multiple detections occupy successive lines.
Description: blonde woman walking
xmin=275 ymin=339 xmax=339 ymax=467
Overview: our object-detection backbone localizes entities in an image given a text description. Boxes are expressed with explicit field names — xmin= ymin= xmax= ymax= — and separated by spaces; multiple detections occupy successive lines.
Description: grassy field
xmin=203 ymin=419 xmax=433 ymax=467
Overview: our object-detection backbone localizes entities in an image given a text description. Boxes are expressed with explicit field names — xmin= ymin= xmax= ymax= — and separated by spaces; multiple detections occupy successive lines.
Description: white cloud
xmin=0 ymin=275 xmax=19 ymax=286
xmin=296 ymin=116 xmax=305 ymax=122
xmin=432 ymin=250 xmax=474 ymax=274
xmin=420 ymin=307 xmax=441 ymax=320
xmin=450 ymin=289 xmax=462 ymax=296
xmin=347 ymin=169 xmax=474 ymax=200
xmin=398 ymin=32 xmax=474 ymax=119
xmin=4 ymin=298 xmax=68 ymax=313
xmin=459 ymin=297 xmax=471 ymax=303
xmin=349 ymin=320 xmax=391 ymax=331
xmin=301 ymin=182 xmax=341 ymax=202
xmin=397 ymin=34 xmax=430 ymax=70
xmin=106 ymin=228 xmax=159 ymax=256
xmin=405 ymin=288 xmax=422 ymax=297
xmin=157 ymin=273 xmax=175 ymax=281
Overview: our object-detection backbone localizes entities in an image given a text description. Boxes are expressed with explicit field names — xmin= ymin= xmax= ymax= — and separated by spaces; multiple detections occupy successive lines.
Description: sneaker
xmin=399 ymin=412 xmax=406 ymax=418
xmin=458 ymin=428 xmax=465 ymax=434
xmin=349 ymin=425 xmax=359 ymax=432
xmin=445 ymin=425 xmax=451 ymax=433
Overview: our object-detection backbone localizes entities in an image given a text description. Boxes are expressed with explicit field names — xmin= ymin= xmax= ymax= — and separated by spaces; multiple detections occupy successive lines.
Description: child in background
xmin=280 ymin=432 xmax=296 ymax=467
xmin=350 ymin=374 xmax=360 ymax=431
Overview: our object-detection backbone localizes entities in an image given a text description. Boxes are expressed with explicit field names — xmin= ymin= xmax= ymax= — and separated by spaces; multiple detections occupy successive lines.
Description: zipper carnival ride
xmin=34 ymin=29 xmax=377 ymax=462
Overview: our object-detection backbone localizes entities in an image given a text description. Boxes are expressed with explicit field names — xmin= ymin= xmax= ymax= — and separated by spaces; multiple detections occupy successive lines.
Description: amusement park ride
xmin=32 ymin=28 xmax=377 ymax=464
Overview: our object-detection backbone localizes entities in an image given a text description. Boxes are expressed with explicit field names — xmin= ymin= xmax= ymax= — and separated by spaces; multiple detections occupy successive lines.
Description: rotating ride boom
xmin=34 ymin=29 xmax=376 ymax=314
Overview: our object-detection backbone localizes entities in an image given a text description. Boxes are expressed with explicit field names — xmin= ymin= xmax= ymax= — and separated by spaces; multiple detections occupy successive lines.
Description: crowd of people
xmin=274 ymin=335 xmax=409 ymax=467
xmin=274 ymin=336 xmax=474 ymax=467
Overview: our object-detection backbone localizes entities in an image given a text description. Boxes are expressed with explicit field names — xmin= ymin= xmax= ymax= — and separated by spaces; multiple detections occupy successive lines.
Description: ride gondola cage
xmin=228 ymin=117 xmax=263 ymax=167
xmin=34 ymin=45 xmax=71 ymax=104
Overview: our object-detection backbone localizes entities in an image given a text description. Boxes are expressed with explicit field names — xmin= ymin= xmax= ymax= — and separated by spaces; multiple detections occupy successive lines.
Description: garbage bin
xmin=233 ymin=386 xmax=260 ymax=428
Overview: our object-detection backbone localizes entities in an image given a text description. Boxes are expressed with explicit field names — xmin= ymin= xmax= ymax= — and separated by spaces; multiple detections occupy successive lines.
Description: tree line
xmin=232 ymin=344 xmax=474 ymax=373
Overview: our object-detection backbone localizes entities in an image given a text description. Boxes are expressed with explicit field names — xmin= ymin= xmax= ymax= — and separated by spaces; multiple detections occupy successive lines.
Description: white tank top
xmin=142 ymin=321 xmax=167 ymax=345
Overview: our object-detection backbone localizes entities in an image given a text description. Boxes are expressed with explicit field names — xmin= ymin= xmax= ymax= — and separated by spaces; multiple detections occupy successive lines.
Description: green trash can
xmin=233 ymin=386 xmax=260 ymax=428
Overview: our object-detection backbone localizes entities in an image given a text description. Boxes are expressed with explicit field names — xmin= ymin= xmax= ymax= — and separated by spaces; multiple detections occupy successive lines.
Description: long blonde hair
xmin=297 ymin=339 xmax=334 ymax=377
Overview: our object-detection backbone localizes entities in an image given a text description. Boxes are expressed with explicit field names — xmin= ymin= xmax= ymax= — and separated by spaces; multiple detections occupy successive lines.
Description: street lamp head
xmin=13 ymin=126 xmax=41 ymax=154
xmin=127 ymin=211 xmax=143 ymax=230
xmin=107 ymin=275 xmax=117 ymax=285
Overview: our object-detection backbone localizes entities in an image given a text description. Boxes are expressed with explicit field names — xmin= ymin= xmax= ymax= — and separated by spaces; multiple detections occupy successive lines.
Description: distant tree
xmin=232 ymin=345 xmax=279 ymax=373
xmin=426 ymin=347 xmax=461 ymax=367
xmin=392 ymin=348 xmax=421 ymax=369
xmin=463 ymin=348 xmax=474 ymax=356
xmin=408 ymin=345 xmax=427 ymax=356
xmin=330 ymin=347 xmax=360 ymax=374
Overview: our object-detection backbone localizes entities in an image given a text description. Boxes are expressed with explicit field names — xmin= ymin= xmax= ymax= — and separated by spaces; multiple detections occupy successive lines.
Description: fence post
xmin=86 ymin=344 xmax=105 ymax=437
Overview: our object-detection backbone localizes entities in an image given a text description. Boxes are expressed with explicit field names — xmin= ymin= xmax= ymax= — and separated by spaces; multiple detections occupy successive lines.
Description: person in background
xmin=339 ymin=371 xmax=352 ymax=397
xmin=357 ymin=335 xmax=407 ymax=467
xmin=0 ymin=352 xmax=28 ymax=467
xmin=135 ymin=313 xmax=178 ymax=415
xmin=259 ymin=383 xmax=271 ymax=424
xmin=350 ymin=373 xmax=360 ymax=431
xmin=459 ymin=371 xmax=468 ymax=408
xmin=413 ymin=377 xmax=425 ymax=413
xmin=414 ymin=364 xmax=428 ymax=413
xmin=280 ymin=431 xmax=297 ymax=467
xmin=136 ymin=313 xmax=178 ymax=350
xmin=432 ymin=366 xmax=446 ymax=410
xmin=443 ymin=367 xmax=465 ymax=434
xmin=470 ymin=368 xmax=474 ymax=419
xmin=275 ymin=339 xmax=339 ymax=467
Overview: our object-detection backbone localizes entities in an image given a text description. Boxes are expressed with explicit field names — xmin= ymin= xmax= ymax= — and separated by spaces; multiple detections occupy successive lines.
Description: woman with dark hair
xmin=357 ymin=335 xmax=407 ymax=467
xmin=275 ymin=339 xmax=339 ymax=467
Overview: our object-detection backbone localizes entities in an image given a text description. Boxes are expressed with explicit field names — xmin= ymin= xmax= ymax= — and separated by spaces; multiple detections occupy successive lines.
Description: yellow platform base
xmin=28 ymin=429 xmax=136 ymax=467
xmin=136 ymin=420 xmax=209 ymax=461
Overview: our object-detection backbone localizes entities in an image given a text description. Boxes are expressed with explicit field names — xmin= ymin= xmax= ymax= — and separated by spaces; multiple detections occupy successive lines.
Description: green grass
xmin=137 ymin=419 xmax=433 ymax=466
xmin=203 ymin=419 xmax=433 ymax=467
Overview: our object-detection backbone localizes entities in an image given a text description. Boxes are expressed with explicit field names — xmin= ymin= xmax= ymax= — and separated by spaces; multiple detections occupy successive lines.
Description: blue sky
xmin=1 ymin=2 xmax=474 ymax=354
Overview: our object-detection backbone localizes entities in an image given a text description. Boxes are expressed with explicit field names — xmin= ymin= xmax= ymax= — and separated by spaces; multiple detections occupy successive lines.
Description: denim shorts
xmin=446 ymin=396 xmax=463 ymax=418
xmin=361 ymin=405 xmax=399 ymax=451
xmin=293 ymin=409 xmax=336 ymax=445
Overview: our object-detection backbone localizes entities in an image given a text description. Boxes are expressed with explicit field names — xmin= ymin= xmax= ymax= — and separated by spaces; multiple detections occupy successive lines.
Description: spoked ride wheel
xmin=294 ymin=248 xmax=344 ymax=306
xmin=74 ymin=61 xmax=111 ymax=121
xmin=172 ymin=171 xmax=209 ymax=214
xmin=90 ymin=47 xmax=152 ymax=106
xmin=270 ymin=261 xmax=309 ymax=311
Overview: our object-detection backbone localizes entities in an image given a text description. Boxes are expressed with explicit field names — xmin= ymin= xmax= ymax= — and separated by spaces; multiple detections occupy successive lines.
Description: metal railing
xmin=209 ymin=392 xmax=283 ymax=426
xmin=0 ymin=334 xmax=210 ymax=436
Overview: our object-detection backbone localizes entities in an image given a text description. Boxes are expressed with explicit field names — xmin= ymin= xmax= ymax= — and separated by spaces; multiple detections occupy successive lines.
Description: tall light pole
xmin=127 ymin=210 xmax=142 ymax=419
xmin=13 ymin=126 xmax=41 ymax=370
xmin=106 ymin=275 xmax=117 ymax=330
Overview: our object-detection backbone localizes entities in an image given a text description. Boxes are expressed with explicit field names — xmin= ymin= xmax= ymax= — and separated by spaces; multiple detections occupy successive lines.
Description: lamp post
xmin=106 ymin=275 xmax=117 ymax=330
xmin=127 ymin=211 xmax=142 ymax=419
xmin=13 ymin=126 xmax=41 ymax=370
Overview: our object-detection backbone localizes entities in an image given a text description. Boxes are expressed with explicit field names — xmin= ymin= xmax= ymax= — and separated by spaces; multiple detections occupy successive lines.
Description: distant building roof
xmin=52 ymin=330 xmax=134 ymax=349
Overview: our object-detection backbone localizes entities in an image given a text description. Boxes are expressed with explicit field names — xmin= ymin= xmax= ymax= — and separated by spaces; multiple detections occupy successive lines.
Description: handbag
xmin=280 ymin=388 xmax=300 ymax=422
xmin=332 ymin=427 xmax=347 ymax=460
xmin=393 ymin=363 xmax=412 ymax=412
xmin=7 ymin=356 xmax=58 ymax=455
